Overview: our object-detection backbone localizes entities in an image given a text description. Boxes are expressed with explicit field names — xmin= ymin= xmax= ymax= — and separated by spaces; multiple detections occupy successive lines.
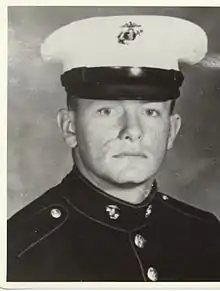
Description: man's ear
xmin=57 ymin=109 xmax=77 ymax=148
xmin=167 ymin=113 xmax=181 ymax=150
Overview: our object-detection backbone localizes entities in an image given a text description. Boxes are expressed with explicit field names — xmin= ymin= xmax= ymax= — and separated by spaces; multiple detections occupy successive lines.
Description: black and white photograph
xmin=7 ymin=5 xmax=220 ymax=283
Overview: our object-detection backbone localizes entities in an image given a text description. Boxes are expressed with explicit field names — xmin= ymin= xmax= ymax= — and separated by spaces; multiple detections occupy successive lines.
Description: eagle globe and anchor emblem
xmin=117 ymin=21 xmax=143 ymax=45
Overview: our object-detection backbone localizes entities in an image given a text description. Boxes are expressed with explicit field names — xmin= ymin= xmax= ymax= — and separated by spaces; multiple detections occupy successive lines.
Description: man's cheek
xmin=142 ymin=127 xmax=166 ymax=146
xmin=142 ymin=131 xmax=169 ymax=159
xmin=151 ymin=125 xmax=170 ymax=144
xmin=86 ymin=136 xmax=106 ymax=159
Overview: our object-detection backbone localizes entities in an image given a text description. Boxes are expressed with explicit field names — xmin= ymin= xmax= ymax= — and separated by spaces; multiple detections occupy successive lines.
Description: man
xmin=7 ymin=15 xmax=220 ymax=282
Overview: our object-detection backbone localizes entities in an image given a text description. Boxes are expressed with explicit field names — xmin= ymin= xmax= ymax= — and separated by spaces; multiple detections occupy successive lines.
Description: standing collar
xmin=62 ymin=166 xmax=158 ymax=232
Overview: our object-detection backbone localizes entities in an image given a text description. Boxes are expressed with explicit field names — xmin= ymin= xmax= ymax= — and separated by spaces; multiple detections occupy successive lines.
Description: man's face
xmin=67 ymin=99 xmax=180 ymax=185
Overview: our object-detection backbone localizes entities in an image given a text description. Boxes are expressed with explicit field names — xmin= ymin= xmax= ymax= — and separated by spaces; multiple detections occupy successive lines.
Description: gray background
xmin=8 ymin=6 xmax=220 ymax=218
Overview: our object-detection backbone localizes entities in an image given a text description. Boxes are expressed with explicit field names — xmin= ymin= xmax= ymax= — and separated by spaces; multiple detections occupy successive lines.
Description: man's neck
xmin=92 ymin=179 xmax=155 ymax=204
xmin=74 ymin=158 xmax=155 ymax=205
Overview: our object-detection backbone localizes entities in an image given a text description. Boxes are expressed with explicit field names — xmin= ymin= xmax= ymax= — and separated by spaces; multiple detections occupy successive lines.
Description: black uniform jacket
xmin=7 ymin=166 xmax=220 ymax=282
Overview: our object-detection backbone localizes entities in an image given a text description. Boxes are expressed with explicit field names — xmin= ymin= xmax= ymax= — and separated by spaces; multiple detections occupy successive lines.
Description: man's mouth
xmin=113 ymin=152 xmax=147 ymax=159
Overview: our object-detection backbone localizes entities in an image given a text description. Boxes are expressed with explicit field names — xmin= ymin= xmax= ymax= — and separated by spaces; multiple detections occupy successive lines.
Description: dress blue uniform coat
xmin=7 ymin=166 xmax=220 ymax=282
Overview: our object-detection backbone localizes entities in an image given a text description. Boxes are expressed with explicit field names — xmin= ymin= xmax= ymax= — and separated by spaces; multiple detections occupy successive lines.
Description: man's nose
xmin=119 ymin=111 xmax=142 ymax=142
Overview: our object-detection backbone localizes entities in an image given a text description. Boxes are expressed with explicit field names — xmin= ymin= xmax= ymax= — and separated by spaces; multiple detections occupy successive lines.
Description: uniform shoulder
xmin=157 ymin=192 xmax=220 ymax=225
xmin=7 ymin=176 xmax=72 ymax=260
xmin=8 ymin=182 xmax=63 ymax=225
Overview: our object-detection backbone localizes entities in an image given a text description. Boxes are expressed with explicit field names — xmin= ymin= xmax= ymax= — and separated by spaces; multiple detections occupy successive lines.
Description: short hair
xmin=170 ymin=99 xmax=176 ymax=115
xmin=67 ymin=93 xmax=78 ymax=111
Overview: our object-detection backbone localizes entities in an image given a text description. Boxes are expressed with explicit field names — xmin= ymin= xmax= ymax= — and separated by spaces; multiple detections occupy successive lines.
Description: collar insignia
xmin=106 ymin=205 xmax=120 ymax=220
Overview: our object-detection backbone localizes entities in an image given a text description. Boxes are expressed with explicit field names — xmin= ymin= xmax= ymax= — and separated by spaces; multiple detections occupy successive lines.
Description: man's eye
xmin=97 ymin=108 xmax=113 ymax=116
xmin=143 ymin=109 xmax=160 ymax=117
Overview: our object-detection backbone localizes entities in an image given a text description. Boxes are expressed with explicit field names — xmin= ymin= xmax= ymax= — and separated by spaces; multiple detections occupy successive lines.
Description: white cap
xmin=41 ymin=15 xmax=208 ymax=73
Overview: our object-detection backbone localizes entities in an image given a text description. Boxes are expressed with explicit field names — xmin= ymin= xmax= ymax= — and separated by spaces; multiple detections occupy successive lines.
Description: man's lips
xmin=113 ymin=152 xmax=147 ymax=158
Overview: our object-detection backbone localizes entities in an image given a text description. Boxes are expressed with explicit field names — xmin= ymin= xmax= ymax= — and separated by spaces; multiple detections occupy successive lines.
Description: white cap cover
xmin=41 ymin=15 xmax=208 ymax=72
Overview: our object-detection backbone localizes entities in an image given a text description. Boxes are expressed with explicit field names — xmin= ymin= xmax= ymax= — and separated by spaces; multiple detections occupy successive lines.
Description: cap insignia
xmin=117 ymin=21 xmax=143 ymax=45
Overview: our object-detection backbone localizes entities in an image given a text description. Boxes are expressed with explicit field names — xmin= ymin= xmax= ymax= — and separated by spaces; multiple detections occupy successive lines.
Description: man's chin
xmin=108 ymin=169 xmax=152 ymax=185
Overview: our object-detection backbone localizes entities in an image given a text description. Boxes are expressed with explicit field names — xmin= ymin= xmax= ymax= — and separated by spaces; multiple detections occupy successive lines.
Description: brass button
xmin=147 ymin=266 xmax=158 ymax=281
xmin=50 ymin=208 xmax=62 ymax=218
xmin=162 ymin=195 xmax=168 ymax=201
xmin=134 ymin=234 xmax=146 ymax=248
